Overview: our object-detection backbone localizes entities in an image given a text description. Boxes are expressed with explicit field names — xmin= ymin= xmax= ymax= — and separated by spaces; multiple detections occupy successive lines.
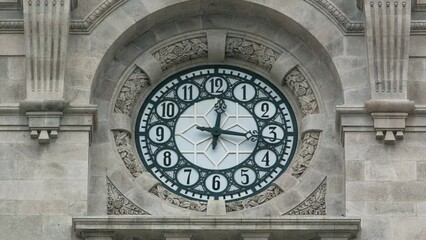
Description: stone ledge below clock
xmin=0 ymin=103 xmax=97 ymax=136
xmin=73 ymin=216 xmax=360 ymax=240
xmin=336 ymin=104 xmax=426 ymax=145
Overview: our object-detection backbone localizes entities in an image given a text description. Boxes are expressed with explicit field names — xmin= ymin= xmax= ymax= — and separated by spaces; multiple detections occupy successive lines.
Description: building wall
xmin=0 ymin=0 xmax=425 ymax=239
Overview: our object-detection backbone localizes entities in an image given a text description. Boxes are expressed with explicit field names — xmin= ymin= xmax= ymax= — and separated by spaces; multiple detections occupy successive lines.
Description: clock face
xmin=135 ymin=66 xmax=298 ymax=202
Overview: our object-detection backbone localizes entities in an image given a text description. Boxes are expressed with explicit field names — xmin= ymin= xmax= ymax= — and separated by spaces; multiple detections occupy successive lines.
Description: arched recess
xmin=87 ymin=0 xmax=349 ymax=219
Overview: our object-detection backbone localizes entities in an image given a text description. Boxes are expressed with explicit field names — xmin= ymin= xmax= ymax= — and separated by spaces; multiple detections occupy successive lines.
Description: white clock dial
xmin=175 ymin=99 xmax=257 ymax=170
xmin=135 ymin=66 xmax=298 ymax=202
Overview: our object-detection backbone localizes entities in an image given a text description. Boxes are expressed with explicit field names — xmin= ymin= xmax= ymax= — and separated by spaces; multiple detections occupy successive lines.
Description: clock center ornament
xmin=135 ymin=66 xmax=298 ymax=202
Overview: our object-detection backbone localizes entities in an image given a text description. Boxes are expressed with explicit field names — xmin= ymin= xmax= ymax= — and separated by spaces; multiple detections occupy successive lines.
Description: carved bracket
xmin=27 ymin=112 xmax=62 ymax=144
xmin=365 ymin=99 xmax=414 ymax=144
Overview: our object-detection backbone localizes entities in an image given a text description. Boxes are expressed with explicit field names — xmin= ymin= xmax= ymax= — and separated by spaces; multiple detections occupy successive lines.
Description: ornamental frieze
xmin=283 ymin=178 xmax=326 ymax=215
xmin=291 ymin=132 xmax=320 ymax=178
xmin=225 ymin=36 xmax=279 ymax=70
xmin=107 ymin=178 xmax=150 ymax=215
xmin=113 ymin=131 xmax=146 ymax=177
xmin=149 ymin=184 xmax=208 ymax=212
xmin=114 ymin=67 xmax=150 ymax=115
xmin=225 ymin=184 xmax=283 ymax=212
xmin=153 ymin=36 xmax=208 ymax=70
xmin=284 ymin=68 xmax=320 ymax=116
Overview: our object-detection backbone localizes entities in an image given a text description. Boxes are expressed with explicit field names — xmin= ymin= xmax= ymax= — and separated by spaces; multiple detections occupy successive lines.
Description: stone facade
xmin=0 ymin=0 xmax=426 ymax=240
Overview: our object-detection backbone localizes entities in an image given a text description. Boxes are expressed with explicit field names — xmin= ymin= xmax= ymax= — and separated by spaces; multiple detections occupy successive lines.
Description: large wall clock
xmin=135 ymin=66 xmax=298 ymax=202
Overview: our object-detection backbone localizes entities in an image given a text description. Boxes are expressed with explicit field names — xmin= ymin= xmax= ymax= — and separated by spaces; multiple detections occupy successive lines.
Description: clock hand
xmin=211 ymin=99 xmax=226 ymax=149
xmin=196 ymin=126 xmax=283 ymax=142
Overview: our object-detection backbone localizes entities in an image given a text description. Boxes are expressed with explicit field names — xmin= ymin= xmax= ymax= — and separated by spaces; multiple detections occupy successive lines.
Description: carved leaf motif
xmin=113 ymin=131 xmax=146 ymax=177
xmin=225 ymin=184 xmax=284 ymax=212
xmin=107 ymin=178 xmax=150 ymax=215
xmin=284 ymin=68 xmax=319 ymax=116
xmin=149 ymin=184 xmax=207 ymax=212
xmin=153 ymin=37 xmax=208 ymax=70
xmin=283 ymin=178 xmax=326 ymax=216
xmin=291 ymin=132 xmax=320 ymax=178
xmin=114 ymin=67 xmax=150 ymax=115
xmin=225 ymin=37 xmax=279 ymax=70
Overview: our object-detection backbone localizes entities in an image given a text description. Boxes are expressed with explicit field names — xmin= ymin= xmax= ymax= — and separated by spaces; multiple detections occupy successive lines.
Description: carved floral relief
xmin=153 ymin=37 xmax=208 ymax=70
xmin=283 ymin=178 xmax=326 ymax=215
xmin=225 ymin=37 xmax=279 ymax=70
xmin=114 ymin=67 xmax=150 ymax=115
xmin=113 ymin=131 xmax=146 ymax=177
xmin=284 ymin=68 xmax=319 ymax=116
xmin=291 ymin=132 xmax=320 ymax=178
xmin=225 ymin=184 xmax=283 ymax=212
xmin=107 ymin=178 xmax=150 ymax=215
xmin=149 ymin=184 xmax=208 ymax=212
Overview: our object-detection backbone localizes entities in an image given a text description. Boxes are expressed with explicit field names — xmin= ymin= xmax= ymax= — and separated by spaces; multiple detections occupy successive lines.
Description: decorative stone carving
xmin=107 ymin=178 xmax=150 ymax=215
xmin=411 ymin=21 xmax=426 ymax=33
xmin=284 ymin=68 xmax=319 ymax=116
xmin=23 ymin=0 xmax=71 ymax=100
xmin=70 ymin=0 xmax=128 ymax=34
xmin=225 ymin=184 xmax=283 ymax=212
xmin=291 ymin=132 xmax=320 ymax=178
xmin=149 ymin=184 xmax=207 ymax=212
xmin=21 ymin=0 xmax=73 ymax=143
xmin=363 ymin=1 xmax=415 ymax=144
xmin=225 ymin=37 xmax=279 ymax=70
xmin=113 ymin=131 xmax=146 ymax=177
xmin=306 ymin=0 xmax=364 ymax=34
xmin=114 ymin=67 xmax=150 ymax=115
xmin=365 ymin=0 xmax=411 ymax=98
xmin=0 ymin=21 xmax=24 ymax=32
xmin=153 ymin=37 xmax=208 ymax=70
xmin=27 ymin=111 xmax=62 ymax=144
xmin=283 ymin=178 xmax=326 ymax=215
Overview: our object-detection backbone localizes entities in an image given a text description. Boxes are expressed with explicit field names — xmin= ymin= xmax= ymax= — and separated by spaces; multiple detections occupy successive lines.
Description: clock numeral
xmin=205 ymin=174 xmax=228 ymax=193
xmin=157 ymin=101 xmax=179 ymax=119
xmin=177 ymin=83 xmax=199 ymax=101
xmin=156 ymin=149 xmax=178 ymax=168
xmin=233 ymin=83 xmax=255 ymax=102
xmin=254 ymin=101 xmax=277 ymax=119
xmin=149 ymin=125 xmax=171 ymax=144
xmin=254 ymin=149 xmax=278 ymax=168
xmin=177 ymin=168 xmax=199 ymax=186
xmin=262 ymin=124 xmax=284 ymax=144
xmin=234 ymin=168 xmax=256 ymax=186
xmin=205 ymin=77 xmax=228 ymax=95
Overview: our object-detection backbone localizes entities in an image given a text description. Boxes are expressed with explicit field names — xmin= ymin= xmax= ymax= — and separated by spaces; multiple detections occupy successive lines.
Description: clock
xmin=135 ymin=66 xmax=298 ymax=202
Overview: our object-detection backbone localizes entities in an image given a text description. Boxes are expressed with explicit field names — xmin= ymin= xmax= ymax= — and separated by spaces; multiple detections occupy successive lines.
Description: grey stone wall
xmin=0 ymin=0 xmax=426 ymax=239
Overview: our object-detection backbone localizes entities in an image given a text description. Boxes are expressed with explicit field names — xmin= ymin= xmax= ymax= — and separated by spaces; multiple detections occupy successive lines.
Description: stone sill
xmin=72 ymin=216 xmax=361 ymax=240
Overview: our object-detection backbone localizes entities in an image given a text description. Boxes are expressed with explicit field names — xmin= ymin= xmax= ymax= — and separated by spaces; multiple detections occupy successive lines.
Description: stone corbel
xmin=20 ymin=100 xmax=68 ymax=144
xmin=27 ymin=112 xmax=62 ymax=143
xmin=365 ymin=99 xmax=414 ymax=144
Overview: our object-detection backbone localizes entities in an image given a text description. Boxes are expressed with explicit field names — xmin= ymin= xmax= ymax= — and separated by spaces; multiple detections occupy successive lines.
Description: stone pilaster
xmin=364 ymin=0 xmax=414 ymax=144
xmin=20 ymin=0 xmax=73 ymax=143
xmin=23 ymin=0 xmax=71 ymax=100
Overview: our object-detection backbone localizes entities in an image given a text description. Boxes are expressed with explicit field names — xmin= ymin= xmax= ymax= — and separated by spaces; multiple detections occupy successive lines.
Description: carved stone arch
xmin=89 ymin=0 xmax=346 ymax=218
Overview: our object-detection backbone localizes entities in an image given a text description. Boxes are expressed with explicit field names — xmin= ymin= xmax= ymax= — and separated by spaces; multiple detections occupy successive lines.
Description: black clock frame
xmin=135 ymin=65 xmax=298 ymax=202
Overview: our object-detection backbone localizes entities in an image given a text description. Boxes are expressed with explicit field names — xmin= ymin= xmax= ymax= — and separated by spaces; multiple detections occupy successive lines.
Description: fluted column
xmin=364 ymin=0 xmax=414 ymax=144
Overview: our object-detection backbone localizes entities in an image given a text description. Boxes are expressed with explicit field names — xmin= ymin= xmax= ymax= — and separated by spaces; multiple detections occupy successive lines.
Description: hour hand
xmin=214 ymin=99 xmax=226 ymax=115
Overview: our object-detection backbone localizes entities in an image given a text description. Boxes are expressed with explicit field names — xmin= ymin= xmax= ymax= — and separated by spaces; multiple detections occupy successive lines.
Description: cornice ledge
xmin=304 ymin=0 xmax=365 ymax=35
xmin=69 ymin=0 xmax=128 ymax=34
xmin=73 ymin=216 xmax=361 ymax=238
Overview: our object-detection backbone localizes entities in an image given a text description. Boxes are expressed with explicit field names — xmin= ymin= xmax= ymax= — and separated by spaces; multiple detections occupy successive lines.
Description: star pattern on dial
xmin=175 ymin=99 xmax=257 ymax=170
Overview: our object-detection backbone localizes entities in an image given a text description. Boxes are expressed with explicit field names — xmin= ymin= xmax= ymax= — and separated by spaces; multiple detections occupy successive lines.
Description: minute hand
xmin=196 ymin=126 xmax=254 ymax=138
